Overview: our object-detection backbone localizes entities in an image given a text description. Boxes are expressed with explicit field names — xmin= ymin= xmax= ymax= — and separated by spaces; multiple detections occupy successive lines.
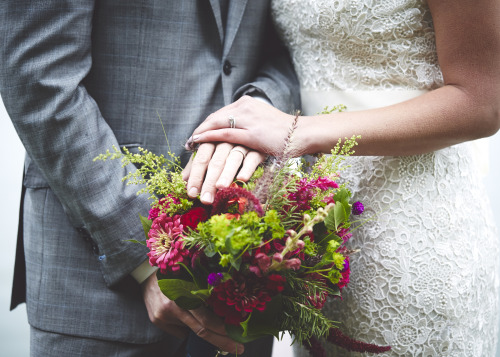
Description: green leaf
xmin=139 ymin=214 xmax=152 ymax=240
xmin=333 ymin=187 xmax=350 ymax=203
xmin=190 ymin=289 xmax=211 ymax=299
xmin=240 ymin=313 xmax=252 ymax=337
xmin=324 ymin=209 xmax=336 ymax=231
xmin=126 ymin=239 xmax=148 ymax=246
xmin=230 ymin=257 xmax=242 ymax=270
xmin=226 ymin=296 xmax=283 ymax=343
xmin=333 ymin=201 xmax=347 ymax=230
xmin=204 ymin=243 xmax=217 ymax=258
xmin=174 ymin=296 xmax=203 ymax=310
xmin=226 ymin=324 xmax=262 ymax=344
xmin=157 ymin=279 xmax=202 ymax=309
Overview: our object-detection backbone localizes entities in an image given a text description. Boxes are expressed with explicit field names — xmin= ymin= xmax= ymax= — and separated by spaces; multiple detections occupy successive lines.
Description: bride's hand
xmin=185 ymin=96 xmax=302 ymax=157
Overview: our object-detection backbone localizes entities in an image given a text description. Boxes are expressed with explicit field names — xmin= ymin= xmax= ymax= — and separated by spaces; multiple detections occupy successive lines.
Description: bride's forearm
xmin=297 ymin=85 xmax=500 ymax=156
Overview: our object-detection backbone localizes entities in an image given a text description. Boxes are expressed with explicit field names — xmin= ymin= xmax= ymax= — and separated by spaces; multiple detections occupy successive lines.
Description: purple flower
xmin=207 ymin=272 xmax=224 ymax=286
xmin=352 ymin=201 xmax=364 ymax=215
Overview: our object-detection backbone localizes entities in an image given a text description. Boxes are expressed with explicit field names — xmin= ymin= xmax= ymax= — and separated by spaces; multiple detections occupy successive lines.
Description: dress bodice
xmin=271 ymin=0 xmax=444 ymax=91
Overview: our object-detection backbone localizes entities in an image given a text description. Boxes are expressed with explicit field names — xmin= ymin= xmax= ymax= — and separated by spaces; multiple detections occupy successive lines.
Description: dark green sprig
xmin=280 ymin=296 xmax=337 ymax=343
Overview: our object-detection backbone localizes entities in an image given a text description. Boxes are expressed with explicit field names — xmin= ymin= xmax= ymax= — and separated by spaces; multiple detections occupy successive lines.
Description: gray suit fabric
xmin=0 ymin=0 xmax=299 ymax=352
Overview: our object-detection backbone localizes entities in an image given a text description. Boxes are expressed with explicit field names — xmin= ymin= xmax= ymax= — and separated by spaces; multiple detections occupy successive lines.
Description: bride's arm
xmin=188 ymin=0 xmax=500 ymax=157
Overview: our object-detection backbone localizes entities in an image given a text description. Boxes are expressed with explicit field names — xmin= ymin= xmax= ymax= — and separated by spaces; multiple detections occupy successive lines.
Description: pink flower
xmin=147 ymin=214 xmax=189 ymax=273
xmin=287 ymin=177 xmax=339 ymax=212
xmin=338 ymin=257 xmax=350 ymax=289
xmin=337 ymin=228 xmax=352 ymax=243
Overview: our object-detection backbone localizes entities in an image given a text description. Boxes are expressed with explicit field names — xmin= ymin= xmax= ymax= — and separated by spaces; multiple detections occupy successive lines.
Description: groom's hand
xmin=142 ymin=273 xmax=244 ymax=355
xmin=182 ymin=142 xmax=266 ymax=204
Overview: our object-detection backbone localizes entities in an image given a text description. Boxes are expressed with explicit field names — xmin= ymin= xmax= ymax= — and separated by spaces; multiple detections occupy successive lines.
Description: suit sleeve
xmin=0 ymin=0 xmax=151 ymax=286
xmin=234 ymin=13 xmax=301 ymax=113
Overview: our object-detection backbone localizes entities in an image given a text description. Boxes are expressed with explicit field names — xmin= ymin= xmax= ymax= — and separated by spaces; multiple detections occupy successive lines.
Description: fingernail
xmin=237 ymin=345 xmax=244 ymax=354
xmin=188 ymin=187 xmax=198 ymax=197
xmin=192 ymin=134 xmax=201 ymax=141
xmin=201 ymin=192 xmax=212 ymax=203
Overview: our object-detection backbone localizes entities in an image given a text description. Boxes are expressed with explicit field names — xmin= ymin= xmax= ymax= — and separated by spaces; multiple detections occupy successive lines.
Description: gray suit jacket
xmin=0 ymin=0 xmax=299 ymax=345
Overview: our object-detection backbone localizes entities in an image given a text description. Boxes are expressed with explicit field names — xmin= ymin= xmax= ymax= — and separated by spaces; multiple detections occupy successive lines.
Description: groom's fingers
xmin=215 ymin=146 xmax=249 ymax=188
xmin=179 ymin=308 xmax=244 ymax=355
xmin=236 ymin=150 xmax=267 ymax=182
xmin=189 ymin=306 xmax=227 ymax=336
xmin=198 ymin=142 xmax=233 ymax=204
xmin=185 ymin=143 xmax=215 ymax=199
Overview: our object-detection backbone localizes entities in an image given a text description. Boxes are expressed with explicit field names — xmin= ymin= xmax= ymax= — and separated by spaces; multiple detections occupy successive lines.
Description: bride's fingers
xmin=236 ymin=151 xmax=267 ymax=182
xmin=186 ymin=129 xmax=252 ymax=151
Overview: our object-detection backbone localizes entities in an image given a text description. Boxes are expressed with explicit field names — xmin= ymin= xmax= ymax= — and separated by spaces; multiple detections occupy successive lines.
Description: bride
xmin=187 ymin=0 xmax=500 ymax=356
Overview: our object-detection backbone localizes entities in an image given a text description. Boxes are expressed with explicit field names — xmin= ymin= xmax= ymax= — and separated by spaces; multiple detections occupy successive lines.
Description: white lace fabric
xmin=271 ymin=1 xmax=500 ymax=356
xmin=272 ymin=0 xmax=443 ymax=91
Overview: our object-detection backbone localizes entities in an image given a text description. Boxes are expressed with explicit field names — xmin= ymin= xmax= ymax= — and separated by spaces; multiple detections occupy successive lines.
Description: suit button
xmin=223 ymin=60 xmax=232 ymax=75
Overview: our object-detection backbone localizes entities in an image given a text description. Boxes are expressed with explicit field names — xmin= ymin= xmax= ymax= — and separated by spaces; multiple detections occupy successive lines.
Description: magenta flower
xmin=352 ymin=201 xmax=364 ymax=215
xmin=207 ymin=272 xmax=224 ymax=286
xmin=146 ymin=214 xmax=189 ymax=273
xmin=148 ymin=195 xmax=181 ymax=220
xmin=288 ymin=177 xmax=339 ymax=212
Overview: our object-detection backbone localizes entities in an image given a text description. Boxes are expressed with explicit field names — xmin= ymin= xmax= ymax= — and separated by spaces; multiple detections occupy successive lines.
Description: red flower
xmin=180 ymin=206 xmax=209 ymax=230
xmin=206 ymin=274 xmax=280 ymax=325
xmin=326 ymin=328 xmax=391 ymax=353
xmin=266 ymin=274 xmax=286 ymax=293
xmin=211 ymin=186 xmax=264 ymax=216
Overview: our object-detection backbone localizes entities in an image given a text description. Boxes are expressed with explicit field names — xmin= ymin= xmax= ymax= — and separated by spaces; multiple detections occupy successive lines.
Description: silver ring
xmin=228 ymin=115 xmax=236 ymax=129
xmin=230 ymin=146 xmax=247 ymax=159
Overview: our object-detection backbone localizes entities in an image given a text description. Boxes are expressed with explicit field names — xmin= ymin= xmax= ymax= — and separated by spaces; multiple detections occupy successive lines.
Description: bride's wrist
xmin=295 ymin=115 xmax=328 ymax=155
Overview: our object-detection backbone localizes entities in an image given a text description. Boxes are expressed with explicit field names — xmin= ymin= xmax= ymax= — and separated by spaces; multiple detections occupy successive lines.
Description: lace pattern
xmin=295 ymin=147 xmax=500 ymax=357
xmin=271 ymin=1 xmax=500 ymax=356
xmin=271 ymin=0 xmax=443 ymax=91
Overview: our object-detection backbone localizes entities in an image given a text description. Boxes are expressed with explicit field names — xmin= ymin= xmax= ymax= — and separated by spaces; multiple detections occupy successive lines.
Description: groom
xmin=0 ymin=1 xmax=299 ymax=355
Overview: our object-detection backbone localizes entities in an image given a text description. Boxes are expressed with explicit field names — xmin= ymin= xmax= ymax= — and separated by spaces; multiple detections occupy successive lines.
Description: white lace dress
xmin=271 ymin=1 xmax=500 ymax=356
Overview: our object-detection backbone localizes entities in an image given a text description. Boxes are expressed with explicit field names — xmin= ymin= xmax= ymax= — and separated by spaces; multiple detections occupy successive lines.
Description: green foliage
xmin=139 ymin=214 xmax=152 ymax=241
xmin=307 ymin=135 xmax=361 ymax=182
xmin=94 ymin=145 xmax=189 ymax=205
xmin=227 ymin=296 xmax=284 ymax=343
xmin=157 ymin=278 xmax=203 ymax=310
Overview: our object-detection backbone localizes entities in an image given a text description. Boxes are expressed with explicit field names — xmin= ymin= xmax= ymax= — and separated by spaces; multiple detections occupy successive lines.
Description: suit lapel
xmin=209 ymin=0 xmax=224 ymax=44
xmin=223 ymin=0 xmax=248 ymax=57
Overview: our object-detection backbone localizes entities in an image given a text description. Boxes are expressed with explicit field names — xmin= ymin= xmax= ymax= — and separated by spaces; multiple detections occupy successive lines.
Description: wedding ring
xmin=228 ymin=115 xmax=236 ymax=129
xmin=230 ymin=146 xmax=247 ymax=159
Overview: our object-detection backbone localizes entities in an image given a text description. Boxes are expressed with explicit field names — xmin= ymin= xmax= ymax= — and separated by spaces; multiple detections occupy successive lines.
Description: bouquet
xmin=95 ymin=119 xmax=390 ymax=356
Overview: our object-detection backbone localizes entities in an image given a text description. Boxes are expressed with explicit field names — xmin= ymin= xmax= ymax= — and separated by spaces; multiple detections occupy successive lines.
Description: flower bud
xmin=272 ymin=253 xmax=283 ymax=263
xmin=284 ymin=258 xmax=301 ymax=270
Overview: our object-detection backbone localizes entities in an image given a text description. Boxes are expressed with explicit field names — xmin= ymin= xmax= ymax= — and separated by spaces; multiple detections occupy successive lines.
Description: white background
xmin=1 ymin=95 xmax=498 ymax=356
